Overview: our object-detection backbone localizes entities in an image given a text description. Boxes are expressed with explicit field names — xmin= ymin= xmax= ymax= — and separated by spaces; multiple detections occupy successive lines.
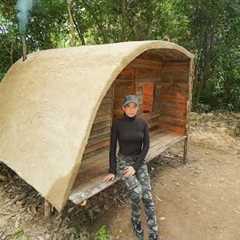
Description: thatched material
xmin=0 ymin=40 xmax=194 ymax=211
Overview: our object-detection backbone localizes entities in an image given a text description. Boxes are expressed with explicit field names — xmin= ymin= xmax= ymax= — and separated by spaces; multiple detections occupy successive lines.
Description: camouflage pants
xmin=116 ymin=152 xmax=159 ymax=240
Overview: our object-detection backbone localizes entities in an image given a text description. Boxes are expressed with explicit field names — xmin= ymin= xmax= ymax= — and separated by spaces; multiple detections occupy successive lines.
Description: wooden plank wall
xmin=82 ymin=55 xmax=190 ymax=161
xmin=158 ymin=62 xmax=190 ymax=134
xmin=112 ymin=58 xmax=163 ymax=131
xmin=113 ymin=68 xmax=136 ymax=120
xmin=132 ymin=58 xmax=162 ymax=131
xmin=142 ymin=83 xmax=154 ymax=113
xmin=82 ymin=86 xmax=114 ymax=160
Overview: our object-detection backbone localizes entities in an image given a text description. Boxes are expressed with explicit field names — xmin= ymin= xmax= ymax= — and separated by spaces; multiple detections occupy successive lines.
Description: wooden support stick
xmin=44 ymin=199 xmax=54 ymax=217
xmin=183 ymin=58 xmax=194 ymax=165
xmin=21 ymin=35 xmax=27 ymax=61
xmin=183 ymin=136 xmax=188 ymax=164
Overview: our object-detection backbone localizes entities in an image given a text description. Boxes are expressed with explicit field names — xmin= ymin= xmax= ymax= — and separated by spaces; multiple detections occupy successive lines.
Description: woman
xmin=103 ymin=94 xmax=160 ymax=240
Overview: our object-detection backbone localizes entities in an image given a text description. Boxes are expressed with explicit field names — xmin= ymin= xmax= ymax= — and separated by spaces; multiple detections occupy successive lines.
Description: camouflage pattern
xmin=116 ymin=152 xmax=159 ymax=240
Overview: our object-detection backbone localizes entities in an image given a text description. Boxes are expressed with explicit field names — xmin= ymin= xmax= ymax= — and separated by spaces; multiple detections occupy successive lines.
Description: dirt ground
xmin=0 ymin=111 xmax=240 ymax=240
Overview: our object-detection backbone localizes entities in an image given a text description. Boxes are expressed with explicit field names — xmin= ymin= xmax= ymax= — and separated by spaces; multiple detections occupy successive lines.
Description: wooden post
xmin=183 ymin=57 xmax=194 ymax=164
xmin=44 ymin=199 xmax=54 ymax=217
xmin=183 ymin=136 xmax=188 ymax=164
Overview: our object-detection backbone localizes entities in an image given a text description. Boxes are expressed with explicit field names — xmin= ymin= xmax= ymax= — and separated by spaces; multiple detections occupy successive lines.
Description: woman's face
xmin=122 ymin=102 xmax=138 ymax=117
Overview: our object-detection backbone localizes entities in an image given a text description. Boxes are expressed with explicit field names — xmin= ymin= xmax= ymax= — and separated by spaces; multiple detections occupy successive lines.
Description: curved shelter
xmin=0 ymin=40 xmax=194 ymax=212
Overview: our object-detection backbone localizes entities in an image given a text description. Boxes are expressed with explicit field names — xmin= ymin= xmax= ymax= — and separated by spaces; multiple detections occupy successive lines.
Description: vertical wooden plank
xmin=183 ymin=58 xmax=194 ymax=164
xmin=152 ymin=81 xmax=160 ymax=112
xmin=142 ymin=82 xmax=154 ymax=113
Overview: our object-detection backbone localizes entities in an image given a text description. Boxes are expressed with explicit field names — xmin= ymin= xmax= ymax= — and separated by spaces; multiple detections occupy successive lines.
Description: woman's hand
xmin=103 ymin=173 xmax=115 ymax=182
xmin=123 ymin=166 xmax=136 ymax=177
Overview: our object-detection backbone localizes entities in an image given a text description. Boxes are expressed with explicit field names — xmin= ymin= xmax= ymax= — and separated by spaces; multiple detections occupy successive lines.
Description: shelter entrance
xmin=69 ymin=49 xmax=192 ymax=205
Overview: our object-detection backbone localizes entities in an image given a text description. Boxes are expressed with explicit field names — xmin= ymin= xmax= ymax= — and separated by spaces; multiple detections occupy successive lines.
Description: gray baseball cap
xmin=122 ymin=95 xmax=139 ymax=107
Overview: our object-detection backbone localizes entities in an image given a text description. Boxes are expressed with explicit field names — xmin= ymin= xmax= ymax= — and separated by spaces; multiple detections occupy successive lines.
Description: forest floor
xmin=0 ymin=111 xmax=240 ymax=240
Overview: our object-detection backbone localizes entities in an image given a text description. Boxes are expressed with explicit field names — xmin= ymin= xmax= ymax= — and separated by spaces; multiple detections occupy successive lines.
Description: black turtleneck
xmin=108 ymin=112 xmax=150 ymax=175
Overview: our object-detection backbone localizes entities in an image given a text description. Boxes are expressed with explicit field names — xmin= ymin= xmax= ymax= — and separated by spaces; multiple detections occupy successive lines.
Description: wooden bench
xmin=69 ymin=129 xmax=186 ymax=205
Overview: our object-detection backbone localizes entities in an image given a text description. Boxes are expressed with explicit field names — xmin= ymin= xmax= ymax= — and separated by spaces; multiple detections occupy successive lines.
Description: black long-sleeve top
xmin=108 ymin=113 xmax=150 ymax=175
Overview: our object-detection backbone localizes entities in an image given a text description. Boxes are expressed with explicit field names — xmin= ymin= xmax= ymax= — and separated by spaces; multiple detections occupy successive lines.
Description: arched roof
xmin=0 ymin=40 xmax=194 ymax=211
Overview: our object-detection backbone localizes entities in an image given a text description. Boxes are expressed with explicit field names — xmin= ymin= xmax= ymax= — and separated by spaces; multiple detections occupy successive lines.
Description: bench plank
xmin=69 ymin=131 xmax=186 ymax=205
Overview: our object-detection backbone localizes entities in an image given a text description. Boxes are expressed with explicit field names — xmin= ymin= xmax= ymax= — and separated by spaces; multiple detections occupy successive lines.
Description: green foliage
xmin=0 ymin=0 xmax=239 ymax=111
xmin=95 ymin=225 xmax=110 ymax=240
xmin=11 ymin=228 xmax=30 ymax=240
xmin=181 ymin=0 xmax=240 ymax=111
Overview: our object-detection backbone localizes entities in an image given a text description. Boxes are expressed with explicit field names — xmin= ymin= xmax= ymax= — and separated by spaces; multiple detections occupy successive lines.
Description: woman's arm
xmin=108 ymin=119 xmax=118 ymax=175
xmin=132 ymin=121 xmax=150 ymax=171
